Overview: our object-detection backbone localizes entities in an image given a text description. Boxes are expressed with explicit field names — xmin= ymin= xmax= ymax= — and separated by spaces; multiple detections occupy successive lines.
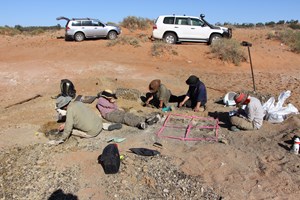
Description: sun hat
xmin=149 ymin=79 xmax=161 ymax=93
xmin=185 ymin=75 xmax=199 ymax=85
xmin=101 ymin=89 xmax=117 ymax=99
xmin=56 ymin=96 xmax=72 ymax=109
xmin=234 ymin=93 xmax=248 ymax=107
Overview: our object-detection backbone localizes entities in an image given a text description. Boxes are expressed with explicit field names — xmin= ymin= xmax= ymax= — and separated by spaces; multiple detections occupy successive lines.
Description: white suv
xmin=56 ymin=16 xmax=121 ymax=42
xmin=152 ymin=14 xmax=232 ymax=45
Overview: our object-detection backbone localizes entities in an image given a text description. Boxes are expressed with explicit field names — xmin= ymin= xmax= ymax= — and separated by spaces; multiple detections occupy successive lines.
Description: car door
xmin=81 ymin=20 xmax=96 ymax=38
xmin=174 ymin=17 xmax=193 ymax=39
xmin=189 ymin=18 xmax=211 ymax=40
xmin=91 ymin=20 xmax=108 ymax=37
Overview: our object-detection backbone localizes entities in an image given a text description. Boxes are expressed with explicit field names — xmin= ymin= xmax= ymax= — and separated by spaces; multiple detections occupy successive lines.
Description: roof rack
xmin=71 ymin=17 xmax=92 ymax=20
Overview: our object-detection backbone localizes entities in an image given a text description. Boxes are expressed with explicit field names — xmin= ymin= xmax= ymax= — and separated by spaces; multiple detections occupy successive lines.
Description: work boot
xmin=138 ymin=122 xmax=148 ymax=130
xmin=107 ymin=123 xmax=122 ymax=131
xmin=146 ymin=114 xmax=161 ymax=125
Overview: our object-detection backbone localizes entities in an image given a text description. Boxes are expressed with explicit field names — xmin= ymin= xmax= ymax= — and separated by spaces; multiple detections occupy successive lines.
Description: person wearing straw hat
xmin=48 ymin=96 xmax=105 ymax=145
xmin=97 ymin=89 xmax=161 ymax=129
xmin=178 ymin=75 xmax=207 ymax=112
xmin=230 ymin=92 xmax=265 ymax=131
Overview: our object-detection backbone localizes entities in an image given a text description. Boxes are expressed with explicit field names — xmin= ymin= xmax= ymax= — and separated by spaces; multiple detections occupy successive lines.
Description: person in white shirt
xmin=230 ymin=93 xmax=265 ymax=131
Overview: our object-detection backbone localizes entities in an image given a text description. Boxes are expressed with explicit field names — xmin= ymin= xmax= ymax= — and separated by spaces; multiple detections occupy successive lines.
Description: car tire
xmin=107 ymin=31 xmax=117 ymax=40
xmin=208 ymin=34 xmax=222 ymax=45
xmin=74 ymin=32 xmax=85 ymax=42
xmin=163 ymin=33 xmax=177 ymax=44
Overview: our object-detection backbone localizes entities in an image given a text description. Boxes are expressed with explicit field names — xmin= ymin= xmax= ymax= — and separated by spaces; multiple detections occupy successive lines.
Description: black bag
xmin=60 ymin=79 xmax=76 ymax=98
xmin=98 ymin=144 xmax=120 ymax=174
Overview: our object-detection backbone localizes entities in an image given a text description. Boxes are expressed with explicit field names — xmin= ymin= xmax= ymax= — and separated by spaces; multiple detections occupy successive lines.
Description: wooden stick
xmin=5 ymin=94 xmax=42 ymax=109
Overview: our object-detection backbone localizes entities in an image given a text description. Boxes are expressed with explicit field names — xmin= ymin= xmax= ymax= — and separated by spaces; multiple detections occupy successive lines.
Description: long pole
xmin=247 ymin=46 xmax=256 ymax=91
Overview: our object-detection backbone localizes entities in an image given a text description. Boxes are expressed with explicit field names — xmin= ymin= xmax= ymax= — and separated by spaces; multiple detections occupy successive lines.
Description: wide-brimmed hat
xmin=149 ymin=79 xmax=161 ymax=93
xmin=185 ymin=75 xmax=199 ymax=85
xmin=101 ymin=89 xmax=117 ymax=99
xmin=234 ymin=93 xmax=248 ymax=107
xmin=56 ymin=96 xmax=72 ymax=109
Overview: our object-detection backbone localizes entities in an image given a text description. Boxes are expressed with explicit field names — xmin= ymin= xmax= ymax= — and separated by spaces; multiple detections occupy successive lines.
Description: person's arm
xmin=60 ymin=107 xmax=74 ymax=141
xmin=146 ymin=95 xmax=153 ymax=104
xmin=193 ymin=102 xmax=201 ymax=112
xmin=159 ymin=100 xmax=164 ymax=108
xmin=246 ymin=103 xmax=255 ymax=122
xmin=179 ymin=95 xmax=190 ymax=107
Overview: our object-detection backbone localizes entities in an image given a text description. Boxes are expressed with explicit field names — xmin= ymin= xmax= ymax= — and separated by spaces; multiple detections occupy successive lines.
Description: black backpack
xmin=98 ymin=144 xmax=120 ymax=174
xmin=60 ymin=79 xmax=76 ymax=98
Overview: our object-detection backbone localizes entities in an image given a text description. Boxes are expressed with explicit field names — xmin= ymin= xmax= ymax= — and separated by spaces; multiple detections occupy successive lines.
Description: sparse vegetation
xmin=267 ymin=29 xmax=300 ymax=53
xmin=0 ymin=25 xmax=61 ymax=36
xmin=151 ymin=41 xmax=178 ymax=57
xmin=121 ymin=16 xmax=153 ymax=30
xmin=0 ymin=26 xmax=21 ymax=36
xmin=106 ymin=36 xmax=141 ymax=47
xmin=211 ymin=38 xmax=247 ymax=65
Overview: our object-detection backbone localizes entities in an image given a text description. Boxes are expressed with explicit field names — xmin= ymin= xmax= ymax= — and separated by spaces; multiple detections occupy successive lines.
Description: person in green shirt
xmin=49 ymin=96 xmax=119 ymax=145
xmin=145 ymin=79 xmax=178 ymax=109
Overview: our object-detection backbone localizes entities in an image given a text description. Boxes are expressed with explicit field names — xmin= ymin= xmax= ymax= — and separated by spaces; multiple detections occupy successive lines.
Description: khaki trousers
xmin=230 ymin=116 xmax=255 ymax=130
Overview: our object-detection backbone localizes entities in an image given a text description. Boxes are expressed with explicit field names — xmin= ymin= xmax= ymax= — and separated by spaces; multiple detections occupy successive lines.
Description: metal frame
xmin=156 ymin=113 xmax=219 ymax=141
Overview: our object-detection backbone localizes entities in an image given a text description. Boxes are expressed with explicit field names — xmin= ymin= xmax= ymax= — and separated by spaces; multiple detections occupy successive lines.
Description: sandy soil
xmin=0 ymin=27 xmax=300 ymax=199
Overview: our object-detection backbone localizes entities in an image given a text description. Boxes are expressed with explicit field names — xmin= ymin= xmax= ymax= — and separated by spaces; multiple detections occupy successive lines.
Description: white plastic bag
xmin=263 ymin=90 xmax=299 ymax=123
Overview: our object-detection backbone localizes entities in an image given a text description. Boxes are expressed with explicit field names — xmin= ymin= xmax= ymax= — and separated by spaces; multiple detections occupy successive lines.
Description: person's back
xmin=245 ymin=96 xmax=265 ymax=129
xmin=62 ymin=101 xmax=103 ymax=140
xmin=157 ymin=84 xmax=171 ymax=106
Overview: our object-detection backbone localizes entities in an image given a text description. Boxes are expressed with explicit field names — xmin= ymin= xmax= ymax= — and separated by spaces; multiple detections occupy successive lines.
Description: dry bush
xmin=121 ymin=16 xmax=153 ymax=30
xmin=0 ymin=27 xmax=21 ymax=36
xmin=211 ymin=38 xmax=247 ymax=66
xmin=106 ymin=36 xmax=141 ymax=47
xmin=151 ymin=41 xmax=178 ymax=57
xmin=268 ymin=29 xmax=300 ymax=53
xmin=277 ymin=30 xmax=300 ymax=53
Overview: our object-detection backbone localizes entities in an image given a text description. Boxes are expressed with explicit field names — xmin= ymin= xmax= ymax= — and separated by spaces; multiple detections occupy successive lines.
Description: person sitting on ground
xmin=49 ymin=96 xmax=120 ymax=145
xmin=178 ymin=75 xmax=207 ymax=112
xmin=145 ymin=79 xmax=179 ymax=109
xmin=97 ymin=89 xmax=161 ymax=129
xmin=230 ymin=92 xmax=265 ymax=131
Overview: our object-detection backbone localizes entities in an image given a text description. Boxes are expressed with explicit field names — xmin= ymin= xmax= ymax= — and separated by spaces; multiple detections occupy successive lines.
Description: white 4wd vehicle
xmin=152 ymin=14 xmax=232 ymax=45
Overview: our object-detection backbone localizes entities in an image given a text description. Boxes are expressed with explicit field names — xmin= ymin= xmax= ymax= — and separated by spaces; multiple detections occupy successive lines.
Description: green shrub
xmin=151 ymin=41 xmax=178 ymax=57
xmin=106 ymin=36 xmax=141 ymax=47
xmin=121 ymin=16 xmax=153 ymax=30
xmin=211 ymin=38 xmax=247 ymax=65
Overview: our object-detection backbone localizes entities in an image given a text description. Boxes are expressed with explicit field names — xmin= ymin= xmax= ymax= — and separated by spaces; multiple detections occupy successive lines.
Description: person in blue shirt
xmin=178 ymin=75 xmax=207 ymax=112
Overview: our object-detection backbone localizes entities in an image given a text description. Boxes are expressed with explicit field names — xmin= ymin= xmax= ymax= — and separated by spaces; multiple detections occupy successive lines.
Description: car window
xmin=72 ymin=21 xmax=81 ymax=26
xmin=175 ymin=17 xmax=189 ymax=25
xmin=82 ymin=20 xmax=92 ymax=26
xmin=163 ymin=17 xmax=175 ymax=24
xmin=191 ymin=18 xmax=204 ymax=26
xmin=92 ymin=21 xmax=99 ymax=26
